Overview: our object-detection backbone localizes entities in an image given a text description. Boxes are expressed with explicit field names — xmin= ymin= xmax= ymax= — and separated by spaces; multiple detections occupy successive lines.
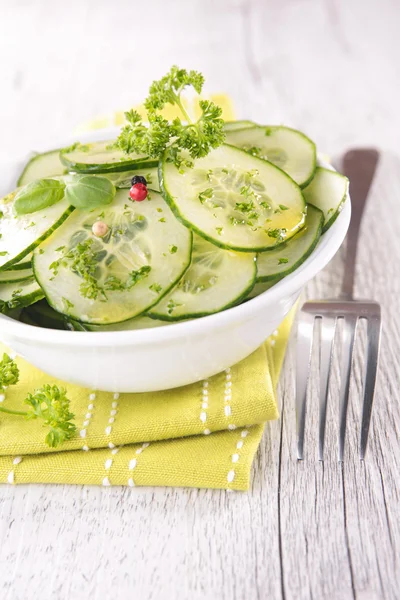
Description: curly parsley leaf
xmin=0 ymin=353 xmax=19 ymax=391
xmin=0 ymin=354 xmax=76 ymax=448
xmin=144 ymin=66 xmax=205 ymax=111
xmin=115 ymin=66 xmax=225 ymax=167
xmin=24 ymin=384 xmax=76 ymax=447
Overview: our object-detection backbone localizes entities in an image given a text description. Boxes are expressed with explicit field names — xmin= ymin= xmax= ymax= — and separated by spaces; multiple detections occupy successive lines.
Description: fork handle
xmin=340 ymin=149 xmax=380 ymax=299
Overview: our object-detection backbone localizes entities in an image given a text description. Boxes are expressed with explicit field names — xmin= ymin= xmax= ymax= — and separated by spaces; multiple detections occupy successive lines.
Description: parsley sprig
xmin=0 ymin=353 xmax=19 ymax=391
xmin=115 ymin=66 xmax=225 ymax=167
xmin=0 ymin=354 xmax=77 ymax=448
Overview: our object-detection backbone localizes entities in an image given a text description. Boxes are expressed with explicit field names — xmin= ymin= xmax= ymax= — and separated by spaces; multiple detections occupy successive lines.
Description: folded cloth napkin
xmin=0 ymin=308 xmax=294 ymax=490
xmin=0 ymin=95 xmax=295 ymax=490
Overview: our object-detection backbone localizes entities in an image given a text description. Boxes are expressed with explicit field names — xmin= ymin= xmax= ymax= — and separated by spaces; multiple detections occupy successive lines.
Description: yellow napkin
xmin=0 ymin=309 xmax=293 ymax=490
xmin=0 ymin=95 xmax=295 ymax=490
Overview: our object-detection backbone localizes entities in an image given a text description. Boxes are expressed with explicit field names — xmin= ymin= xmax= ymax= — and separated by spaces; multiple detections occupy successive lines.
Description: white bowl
xmin=0 ymin=129 xmax=351 ymax=392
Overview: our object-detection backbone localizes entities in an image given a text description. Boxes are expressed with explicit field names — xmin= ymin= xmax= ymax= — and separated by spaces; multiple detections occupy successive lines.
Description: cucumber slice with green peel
xmin=160 ymin=144 xmax=306 ymax=252
xmin=302 ymin=167 xmax=349 ymax=232
xmin=7 ymin=256 xmax=33 ymax=270
xmin=224 ymin=120 xmax=256 ymax=132
xmin=71 ymin=314 xmax=171 ymax=331
xmin=105 ymin=167 xmax=159 ymax=190
xmin=245 ymin=279 xmax=280 ymax=300
xmin=33 ymin=189 xmax=192 ymax=325
xmin=0 ymin=277 xmax=44 ymax=314
xmin=0 ymin=189 xmax=74 ymax=270
xmin=17 ymin=149 xmax=67 ymax=187
xmin=0 ymin=268 xmax=33 ymax=284
xmin=225 ymin=126 xmax=317 ymax=187
xmin=60 ymin=141 xmax=158 ymax=174
xmin=257 ymin=205 xmax=323 ymax=282
xmin=148 ymin=234 xmax=256 ymax=321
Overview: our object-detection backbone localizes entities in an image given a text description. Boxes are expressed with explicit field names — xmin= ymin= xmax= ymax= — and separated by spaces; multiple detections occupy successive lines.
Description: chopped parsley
xmin=62 ymin=297 xmax=74 ymax=311
xmin=0 ymin=251 xmax=8 ymax=256
xmin=125 ymin=266 xmax=151 ymax=289
xmin=103 ymin=266 xmax=151 ymax=292
xmin=169 ymin=245 xmax=178 ymax=254
xmin=267 ymin=228 xmax=287 ymax=240
xmin=245 ymin=146 xmax=263 ymax=158
xmin=149 ymin=283 xmax=162 ymax=294
xmin=198 ymin=188 xmax=213 ymax=204
xmin=235 ymin=200 xmax=255 ymax=213
xmin=49 ymin=239 xmax=105 ymax=301
xmin=159 ymin=217 xmax=166 ymax=223
xmin=216 ymin=227 xmax=223 ymax=235
xmin=278 ymin=258 xmax=289 ymax=264
xmin=229 ymin=216 xmax=246 ymax=226
xmin=239 ymin=185 xmax=254 ymax=199
xmin=279 ymin=204 xmax=289 ymax=211
xmin=167 ymin=299 xmax=182 ymax=314
xmin=62 ymin=141 xmax=90 ymax=154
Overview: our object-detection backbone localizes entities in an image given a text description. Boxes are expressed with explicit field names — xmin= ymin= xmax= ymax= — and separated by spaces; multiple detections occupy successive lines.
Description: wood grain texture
xmin=0 ymin=0 xmax=400 ymax=599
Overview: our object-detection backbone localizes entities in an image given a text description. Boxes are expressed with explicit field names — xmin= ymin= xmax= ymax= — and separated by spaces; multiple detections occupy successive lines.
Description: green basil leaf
xmin=65 ymin=176 xmax=116 ymax=210
xmin=14 ymin=179 xmax=66 ymax=215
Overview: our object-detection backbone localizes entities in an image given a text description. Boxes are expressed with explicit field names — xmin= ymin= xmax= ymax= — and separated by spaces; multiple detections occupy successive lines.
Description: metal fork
xmin=296 ymin=149 xmax=381 ymax=461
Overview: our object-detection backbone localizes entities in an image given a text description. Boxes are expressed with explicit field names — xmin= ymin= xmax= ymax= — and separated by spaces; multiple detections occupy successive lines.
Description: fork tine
xmin=318 ymin=316 xmax=337 ymax=461
xmin=360 ymin=311 xmax=382 ymax=460
xmin=296 ymin=310 xmax=315 ymax=460
xmin=338 ymin=315 xmax=359 ymax=461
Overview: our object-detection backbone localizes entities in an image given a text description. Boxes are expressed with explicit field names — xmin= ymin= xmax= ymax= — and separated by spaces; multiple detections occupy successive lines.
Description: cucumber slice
xmin=105 ymin=167 xmax=159 ymax=190
xmin=148 ymin=234 xmax=256 ymax=320
xmin=0 ymin=268 xmax=33 ymax=283
xmin=0 ymin=277 xmax=44 ymax=314
xmin=7 ymin=256 xmax=33 ymax=270
xmin=17 ymin=149 xmax=67 ymax=187
xmin=302 ymin=167 xmax=349 ymax=232
xmin=72 ymin=314 xmax=171 ymax=331
xmin=225 ymin=126 xmax=317 ymax=187
xmin=60 ymin=141 xmax=158 ymax=174
xmin=246 ymin=279 xmax=279 ymax=300
xmin=257 ymin=205 xmax=323 ymax=282
xmin=0 ymin=189 xmax=74 ymax=270
xmin=160 ymin=144 xmax=306 ymax=252
xmin=224 ymin=120 xmax=256 ymax=132
xmin=33 ymin=189 xmax=192 ymax=325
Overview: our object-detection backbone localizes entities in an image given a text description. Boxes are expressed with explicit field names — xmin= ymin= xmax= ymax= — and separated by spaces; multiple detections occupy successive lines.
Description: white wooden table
xmin=0 ymin=1 xmax=399 ymax=598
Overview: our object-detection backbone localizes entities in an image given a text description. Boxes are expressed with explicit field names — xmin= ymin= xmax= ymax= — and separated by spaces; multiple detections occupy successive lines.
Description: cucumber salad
xmin=0 ymin=66 xmax=348 ymax=332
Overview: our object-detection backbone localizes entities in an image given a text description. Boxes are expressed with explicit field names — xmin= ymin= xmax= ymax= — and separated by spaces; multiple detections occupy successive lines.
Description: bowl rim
xmin=0 ymin=127 xmax=351 ymax=346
